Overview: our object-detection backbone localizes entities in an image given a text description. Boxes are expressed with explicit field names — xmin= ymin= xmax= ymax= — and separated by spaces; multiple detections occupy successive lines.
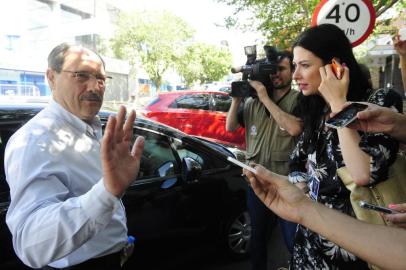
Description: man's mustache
xmin=80 ymin=93 xmax=103 ymax=102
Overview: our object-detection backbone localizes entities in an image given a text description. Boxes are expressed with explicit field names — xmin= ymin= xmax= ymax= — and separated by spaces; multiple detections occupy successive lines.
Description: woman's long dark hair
xmin=292 ymin=24 xmax=370 ymax=151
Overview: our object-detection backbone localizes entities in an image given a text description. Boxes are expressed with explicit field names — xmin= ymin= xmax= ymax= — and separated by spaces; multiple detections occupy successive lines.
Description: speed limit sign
xmin=311 ymin=0 xmax=376 ymax=47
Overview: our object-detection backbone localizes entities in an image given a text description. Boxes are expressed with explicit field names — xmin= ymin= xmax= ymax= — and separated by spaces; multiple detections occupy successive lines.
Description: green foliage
xmin=374 ymin=3 xmax=406 ymax=36
xmin=111 ymin=10 xmax=194 ymax=91
xmin=111 ymin=10 xmax=233 ymax=90
xmin=176 ymin=43 xmax=232 ymax=87
xmin=218 ymin=0 xmax=403 ymax=49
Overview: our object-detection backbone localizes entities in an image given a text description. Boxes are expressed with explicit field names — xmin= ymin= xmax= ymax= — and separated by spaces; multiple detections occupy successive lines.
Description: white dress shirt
xmin=5 ymin=99 xmax=127 ymax=268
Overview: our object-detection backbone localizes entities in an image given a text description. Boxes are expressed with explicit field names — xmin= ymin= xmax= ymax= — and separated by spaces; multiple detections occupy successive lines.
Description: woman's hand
xmin=318 ymin=64 xmax=350 ymax=112
xmin=393 ymin=34 xmax=406 ymax=58
xmin=243 ymin=164 xmax=310 ymax=224
xmin=383 ymin=203 xmax=406 ymax=229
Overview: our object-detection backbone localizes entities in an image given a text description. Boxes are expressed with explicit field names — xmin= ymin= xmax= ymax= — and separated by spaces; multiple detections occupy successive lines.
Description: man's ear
xmin=46 ymin=68 xmax=55 ymax=91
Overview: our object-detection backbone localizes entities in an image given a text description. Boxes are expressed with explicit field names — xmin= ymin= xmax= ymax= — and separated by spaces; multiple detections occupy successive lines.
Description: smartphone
xmin=359 ymin=200 xmax=399 ymax=214
xmin=331 ymin=58 xmax=343 ymax=79
xmin=227 ymin=156 xmax=257 ymax=174
xmin=325 ymin=102 xmax=368 ymax=129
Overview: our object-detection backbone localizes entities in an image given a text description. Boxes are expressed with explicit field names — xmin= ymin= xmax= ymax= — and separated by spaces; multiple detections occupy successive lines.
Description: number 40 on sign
xmin=311 ymin=0 xmax=376 ymax=47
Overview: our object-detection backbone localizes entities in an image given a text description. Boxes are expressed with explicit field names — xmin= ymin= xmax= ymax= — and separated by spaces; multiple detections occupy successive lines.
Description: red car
xmin=140 ymin=90 xmax=246 ymax=149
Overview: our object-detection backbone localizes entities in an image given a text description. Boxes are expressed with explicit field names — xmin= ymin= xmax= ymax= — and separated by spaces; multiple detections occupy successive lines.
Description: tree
xmin=373 ymin=4 xmax=406 ymax=36
xmin=111 ymin=10 xmax=194 ymax=92
xmin=218 ymin=0 xmax=405 ymax=49
xmin=176 ymin=43 xmax=232 ymax=87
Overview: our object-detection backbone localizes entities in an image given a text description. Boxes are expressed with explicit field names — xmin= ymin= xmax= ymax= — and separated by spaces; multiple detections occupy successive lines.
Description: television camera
xmin=230 ymin=45 xmax=279 ymax=97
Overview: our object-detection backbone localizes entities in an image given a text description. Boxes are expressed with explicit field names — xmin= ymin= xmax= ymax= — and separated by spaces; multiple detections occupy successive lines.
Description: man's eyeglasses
xmin=61 ymin=70 xmax=112 ymax=86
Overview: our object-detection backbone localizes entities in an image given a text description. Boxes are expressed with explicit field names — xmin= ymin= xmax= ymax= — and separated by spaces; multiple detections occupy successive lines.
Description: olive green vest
xmin=244 ymin=89 xmax=299 ymax=175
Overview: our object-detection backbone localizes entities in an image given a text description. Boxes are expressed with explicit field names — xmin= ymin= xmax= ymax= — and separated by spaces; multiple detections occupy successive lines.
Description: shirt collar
xmin=48 ymin=98 xmax=102 ymax=139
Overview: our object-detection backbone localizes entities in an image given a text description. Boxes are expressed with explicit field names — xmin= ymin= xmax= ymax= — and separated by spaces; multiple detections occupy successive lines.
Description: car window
xmin=0 ymin=127 xmax=19 ymax=192
xmin=169 ymin=94 xmax=210 ymax=110
xmin=0 ymin=126 xmax=20 ymax=214
xmin=176 ymin=148 xmax=204 ymax=166
xmin=0 ymin=133 xmax=7 ymax=186
xmin=146 ymin=97 xmax=160 ymax=107
xmin=135 ymin=132 xmax=177 ymax=179
xmin=218 ymin=86 xmax=231 ymax=93
xmin=172 ymin=140 xmax=209 ymax=170
xmin=211 ymin=93 xmax=231 ymax=112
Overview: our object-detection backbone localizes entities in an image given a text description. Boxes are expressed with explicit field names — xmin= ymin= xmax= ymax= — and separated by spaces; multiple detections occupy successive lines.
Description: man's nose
xmin=87 ymin=77 xmax=104 ymax=91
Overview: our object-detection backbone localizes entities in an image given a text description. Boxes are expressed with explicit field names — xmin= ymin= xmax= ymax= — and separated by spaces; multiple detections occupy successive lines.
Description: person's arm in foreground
xmin=319 ymin=66 xmax=371 ymax=185
xmin=249 ymin=80 xmax=302 ymax=136
xmin=383 ymin=203 xmax=406 ymax=229
xmin=393 ymin=34 xmax=406 ymax=93
xmin=348 ymin=102 xmax=406 ymax=144
xmin=243 ymin=165 xmax=406 ymax=270
xmin=5 ymin=106 xmax=144 ymax=268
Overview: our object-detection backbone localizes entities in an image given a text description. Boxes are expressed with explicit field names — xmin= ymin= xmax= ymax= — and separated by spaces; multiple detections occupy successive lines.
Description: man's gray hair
xmin=47 ymin=42 xmax=106 ymax=72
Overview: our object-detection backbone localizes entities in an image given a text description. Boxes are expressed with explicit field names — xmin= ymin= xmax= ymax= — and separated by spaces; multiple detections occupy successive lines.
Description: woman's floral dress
xmin=288 ymin=88 xmax=401 ymax=269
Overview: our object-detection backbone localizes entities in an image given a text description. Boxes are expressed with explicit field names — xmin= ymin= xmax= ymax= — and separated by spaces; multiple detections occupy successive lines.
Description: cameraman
xmin=226 ymin=50 xmax=302 ymax=270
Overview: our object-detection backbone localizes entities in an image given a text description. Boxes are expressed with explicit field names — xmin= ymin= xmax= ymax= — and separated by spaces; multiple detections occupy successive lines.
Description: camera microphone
xmin=231 ymin=66 xmax=243 ymax=73
xmin=231 ymin=65 xmax=252 ymax=74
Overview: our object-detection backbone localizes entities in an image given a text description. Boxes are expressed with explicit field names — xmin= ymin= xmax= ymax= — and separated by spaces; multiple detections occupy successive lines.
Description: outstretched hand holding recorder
xmin=326 ymin=102 xmax=368 ymax=129
xmin=359 ymin=201 xmax=400 ymax=214
xmin=227 ymin=156 xmax=257 ymax=174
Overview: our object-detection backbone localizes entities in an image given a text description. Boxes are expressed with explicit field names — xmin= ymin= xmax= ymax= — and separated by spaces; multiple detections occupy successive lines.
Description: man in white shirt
xmin=5 ymin=43 xmax=144 ymax=269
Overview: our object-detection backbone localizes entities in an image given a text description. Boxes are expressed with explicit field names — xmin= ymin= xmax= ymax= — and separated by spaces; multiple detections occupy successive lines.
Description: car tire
xmin=224 ymin=210 xmax=251 ymax=259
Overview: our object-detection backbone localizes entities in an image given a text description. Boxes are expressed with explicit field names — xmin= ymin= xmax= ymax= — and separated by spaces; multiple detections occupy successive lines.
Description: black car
xmin=0 ymin=103 xmax=250 ymax=269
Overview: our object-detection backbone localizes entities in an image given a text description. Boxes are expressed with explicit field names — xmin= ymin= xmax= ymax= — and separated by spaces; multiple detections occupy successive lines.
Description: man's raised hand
xmin=102 ymin=106 xmax=144 ymax=197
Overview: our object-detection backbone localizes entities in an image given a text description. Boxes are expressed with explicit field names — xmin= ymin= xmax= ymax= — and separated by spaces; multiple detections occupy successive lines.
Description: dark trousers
xmin=279 ymin=218 xmax=297 ymax=254
xmin=247 ymin=187 xmax=297 ymax=270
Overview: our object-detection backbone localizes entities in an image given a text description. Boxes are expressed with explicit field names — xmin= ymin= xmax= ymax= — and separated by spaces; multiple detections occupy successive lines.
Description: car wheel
xmin=225 ymin=210 xmax=251 ymax=258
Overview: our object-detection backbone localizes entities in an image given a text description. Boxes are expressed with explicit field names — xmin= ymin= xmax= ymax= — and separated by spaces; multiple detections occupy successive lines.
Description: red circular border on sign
xmin=311 ymin=0 xmax=376 ymax=47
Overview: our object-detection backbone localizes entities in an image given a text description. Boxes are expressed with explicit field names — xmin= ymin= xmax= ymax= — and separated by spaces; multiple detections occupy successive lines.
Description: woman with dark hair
xmin=288 ymin=24 xmax=402 ymax=269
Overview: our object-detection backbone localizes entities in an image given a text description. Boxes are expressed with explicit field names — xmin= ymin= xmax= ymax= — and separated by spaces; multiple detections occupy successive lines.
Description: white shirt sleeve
xmin=5 ymin=134 xmax=120 ymax=268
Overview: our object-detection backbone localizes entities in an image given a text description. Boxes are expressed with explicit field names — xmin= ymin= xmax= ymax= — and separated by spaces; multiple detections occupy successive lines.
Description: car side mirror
xmin=181 ymin=157 xmax=202 ymax=183
xmin=157 ymin=161 xmax=175 ymax=177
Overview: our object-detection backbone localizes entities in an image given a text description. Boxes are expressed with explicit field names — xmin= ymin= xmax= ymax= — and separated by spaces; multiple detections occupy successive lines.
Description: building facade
xmin=0 ymin=0 xmax=131 ymax=102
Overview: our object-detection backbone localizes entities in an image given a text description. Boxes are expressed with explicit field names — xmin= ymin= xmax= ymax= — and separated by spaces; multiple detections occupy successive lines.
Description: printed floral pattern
xmin=287 ymin=88 xmax=401 ymax=269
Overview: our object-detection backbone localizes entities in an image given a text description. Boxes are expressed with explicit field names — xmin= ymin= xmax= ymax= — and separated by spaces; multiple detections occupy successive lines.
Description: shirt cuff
xmin=80 ymin=179 xmax=119 ymax=225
